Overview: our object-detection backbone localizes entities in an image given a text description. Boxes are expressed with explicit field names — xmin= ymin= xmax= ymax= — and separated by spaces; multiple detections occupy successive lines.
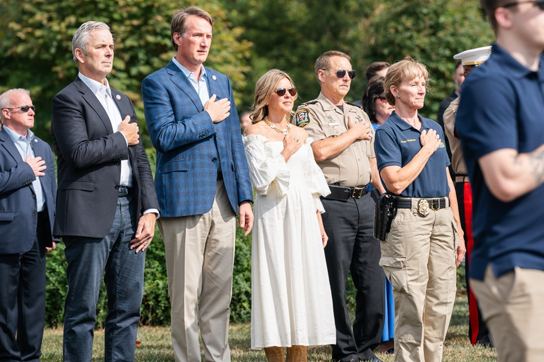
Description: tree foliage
xmin=226 ymin=0 xmax=380 ymax=111
xmin=227 ymin=0 xmax=493 ymax=117
xmin=358 ymin=0 xmax=494 ymax=118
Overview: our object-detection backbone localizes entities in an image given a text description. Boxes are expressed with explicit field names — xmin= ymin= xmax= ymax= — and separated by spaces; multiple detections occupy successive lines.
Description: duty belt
xmin=324 ymin=184 xmax=370 ymax=201
xmin=396 ymin=197 xmax=448 ymax=217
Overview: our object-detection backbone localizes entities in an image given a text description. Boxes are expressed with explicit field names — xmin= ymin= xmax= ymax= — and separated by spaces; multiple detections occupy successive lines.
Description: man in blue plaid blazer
xmin=142 ymin=6 xmax=253 ymax=362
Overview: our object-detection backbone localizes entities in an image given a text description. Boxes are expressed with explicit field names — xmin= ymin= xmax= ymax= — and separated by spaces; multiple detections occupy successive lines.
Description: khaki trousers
xmin=471 ymin=266 xmax=544 ymax=362
xmin=159 ymin=181 xmax=236 ymax=362
xmin=380 ymin=199 xmax=457 ymax=362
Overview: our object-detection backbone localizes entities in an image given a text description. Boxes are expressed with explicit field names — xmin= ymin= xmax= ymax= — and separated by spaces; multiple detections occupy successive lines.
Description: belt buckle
xmin=417 ymin=199 xmax=430 ymax=217
xmin=430 ymin=198 xmax=440 ymax=211
xmin=351 ymin=186 xmax=364 ymax=199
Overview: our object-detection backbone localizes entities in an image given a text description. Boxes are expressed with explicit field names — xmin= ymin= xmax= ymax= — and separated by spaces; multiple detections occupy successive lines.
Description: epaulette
xmin=299 ymin=100 xmax=319 ymax=106
xmin=346 ymin=102 xmax=363 ymax=109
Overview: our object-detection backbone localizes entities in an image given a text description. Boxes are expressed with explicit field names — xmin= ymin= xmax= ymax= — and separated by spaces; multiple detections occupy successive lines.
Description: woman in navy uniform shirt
xmin=374 ymin=58 xmax=465 ymax=362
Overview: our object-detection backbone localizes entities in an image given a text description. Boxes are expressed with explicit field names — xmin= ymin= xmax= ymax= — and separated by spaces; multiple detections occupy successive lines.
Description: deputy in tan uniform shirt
xmin=443 ymin=97 xmax=465 ymax=175
xmin=295 ymin=93 xmax=375 ymax=187
xmin=293 ymin=50 xmax=385 ymax=362
xmin=443 ymin=46 xmax=493 ymax=348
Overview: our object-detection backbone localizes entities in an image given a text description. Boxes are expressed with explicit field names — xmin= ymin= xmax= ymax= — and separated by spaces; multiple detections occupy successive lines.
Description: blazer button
xmin=32 ymin=212 xmax=37 ymax=216
xmin=212 ymin=157 xmax=218 ymax=162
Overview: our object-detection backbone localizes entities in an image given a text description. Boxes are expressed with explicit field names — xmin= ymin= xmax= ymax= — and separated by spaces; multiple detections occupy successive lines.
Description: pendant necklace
xmin=264 ymin=118 xmax=291 ymax=135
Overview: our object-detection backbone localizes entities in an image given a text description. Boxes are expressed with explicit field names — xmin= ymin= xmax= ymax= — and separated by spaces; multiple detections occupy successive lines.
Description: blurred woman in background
xmin=363 ymin=75 xmax=395 ymax=131
xmin=362 ymin=75 xmax=395 ymax=354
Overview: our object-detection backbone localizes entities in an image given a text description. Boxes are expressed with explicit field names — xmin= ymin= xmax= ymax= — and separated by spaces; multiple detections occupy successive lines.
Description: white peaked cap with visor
xmin=453 ymin=46 xmax=492 ymax=66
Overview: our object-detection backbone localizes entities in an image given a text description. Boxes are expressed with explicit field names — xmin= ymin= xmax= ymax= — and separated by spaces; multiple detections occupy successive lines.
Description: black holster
xmin=371 ymin=189 xmax=397 ymax=241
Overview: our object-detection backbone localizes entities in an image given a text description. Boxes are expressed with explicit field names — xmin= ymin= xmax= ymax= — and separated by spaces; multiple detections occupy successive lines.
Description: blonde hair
xmin=250 ymin=69 xmax=297 ymax=124
xmin=384 ymin=58 xmax=429 ymax=105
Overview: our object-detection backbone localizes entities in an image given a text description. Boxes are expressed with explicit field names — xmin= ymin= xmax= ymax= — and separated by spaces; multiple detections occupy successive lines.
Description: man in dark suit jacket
xmin=51 ymin=21 xmax=159 ymax=362
xmin=0 ymin=88 xmax=56 ymax=362
xmin=142 ymin=7 xmax=253 ymax=362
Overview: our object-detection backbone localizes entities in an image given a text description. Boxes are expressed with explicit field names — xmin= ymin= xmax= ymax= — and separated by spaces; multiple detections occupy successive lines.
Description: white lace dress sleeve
xmin=304 ymin=137 xmax=330 ymax=213
xmin=243 ymin=134 xmax=290 ymax=196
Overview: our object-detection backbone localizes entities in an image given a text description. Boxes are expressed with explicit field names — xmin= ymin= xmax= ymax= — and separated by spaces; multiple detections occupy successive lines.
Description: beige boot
xmin=286 ymin=345 xmax=307 ymax=362
xmin=265 ymin=346 xmax=285 ymax=362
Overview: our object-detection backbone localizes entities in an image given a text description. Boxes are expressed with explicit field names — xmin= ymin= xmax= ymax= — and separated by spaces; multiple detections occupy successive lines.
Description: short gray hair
xmin=0 ymin=88 xmax=31 ymax=123
xmin=72 ymin=21 xmax=111 ymax=62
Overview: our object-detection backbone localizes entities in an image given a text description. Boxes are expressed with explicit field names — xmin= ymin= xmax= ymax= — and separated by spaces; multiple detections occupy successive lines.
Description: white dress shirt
xmin=78 ymin=73 xmax=159 ymax=218
xmin=78 ymin=72 xmax=132 ymax=187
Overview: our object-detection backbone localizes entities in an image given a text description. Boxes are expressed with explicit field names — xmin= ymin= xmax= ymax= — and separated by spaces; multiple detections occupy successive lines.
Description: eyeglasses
xmin=323 ymin=69 xmax=357 ymax=80
xmin=273 ymin=87 xmax=297 ymax=97
xmin=2 ymin=105 xmax=36 ymax=113
xmin=375 ymin=93 xmax=387 ymax=101
xmin=503 ymin=0 xmax=544 ymax=10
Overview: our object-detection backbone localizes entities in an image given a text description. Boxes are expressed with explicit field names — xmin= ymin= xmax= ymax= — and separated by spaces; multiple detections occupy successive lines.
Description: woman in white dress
xmin=244 ymin=69 xmax=336 ymax=362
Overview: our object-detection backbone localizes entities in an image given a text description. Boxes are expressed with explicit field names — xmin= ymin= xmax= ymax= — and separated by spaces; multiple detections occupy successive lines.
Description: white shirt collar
xmin=78 ymin=72 xmax=112 ymax=97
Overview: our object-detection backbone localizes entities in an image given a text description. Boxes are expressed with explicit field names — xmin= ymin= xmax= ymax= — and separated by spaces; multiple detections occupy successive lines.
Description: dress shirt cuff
xmin=143 ymin=208 xmax=160 ymax=219
xmin=118 ymin=131 xmax=128 ymax=146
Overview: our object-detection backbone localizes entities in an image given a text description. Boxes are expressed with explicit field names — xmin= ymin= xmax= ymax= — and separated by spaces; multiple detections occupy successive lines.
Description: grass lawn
xmin=41 ymin=298 xmax=497 ymax=361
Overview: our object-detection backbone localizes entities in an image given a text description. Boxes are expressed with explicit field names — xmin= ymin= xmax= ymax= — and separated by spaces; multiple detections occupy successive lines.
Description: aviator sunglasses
xmin=503 ymin=0 xmax=544 ymax=10
xmin=375 ymin=93 xmax=387 ymax=101
xmin=2 ymin=105 xmax=36 ymax=113
xmin=273 ymin=87 xmax=297 ymax=97
xmin=322 ymin=69 xmax=357 ymax=80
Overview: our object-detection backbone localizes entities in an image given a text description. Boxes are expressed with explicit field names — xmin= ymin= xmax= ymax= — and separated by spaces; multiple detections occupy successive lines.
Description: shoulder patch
xmin=295 ymin=108 xmax=311 ymax=128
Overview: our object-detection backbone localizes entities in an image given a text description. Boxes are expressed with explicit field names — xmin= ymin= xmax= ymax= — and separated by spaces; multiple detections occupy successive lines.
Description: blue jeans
xmin=63 ymin=193 xmax=145 ymax=362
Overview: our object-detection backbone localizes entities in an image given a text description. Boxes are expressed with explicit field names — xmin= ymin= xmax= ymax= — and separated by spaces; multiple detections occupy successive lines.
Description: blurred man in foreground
xmin=457 ymin=1 xmax=544 ymax=360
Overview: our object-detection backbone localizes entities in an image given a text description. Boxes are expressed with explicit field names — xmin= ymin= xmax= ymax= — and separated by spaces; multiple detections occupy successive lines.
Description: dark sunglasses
xmin=273 ymin=87 xmax=297 ymax=97
xmin=503 ymin=0 xmax=544 ymax=10
xmin=323 ymin=69 xmax=356 ymax=80
xmin=375 ymin=93 xmax=387 ymax=101
xmin=3 ymin=105 xmax=36 ymax=113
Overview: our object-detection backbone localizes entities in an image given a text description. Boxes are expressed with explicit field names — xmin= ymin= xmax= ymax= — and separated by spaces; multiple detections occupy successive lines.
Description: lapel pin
xmin=116 ymin=94 xmax=121 ymax=100
xmin=34 ymin=139 xmax=38 ymax=142
xmin=212 ymin=75 xmax=217 ymax=81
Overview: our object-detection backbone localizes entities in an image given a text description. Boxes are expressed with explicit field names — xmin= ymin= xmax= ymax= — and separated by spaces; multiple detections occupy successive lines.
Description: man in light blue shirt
xmin=142 ymin=6 xmax=253 ymax=361
xmin=0 ymin=88 xmax=56 ymax=362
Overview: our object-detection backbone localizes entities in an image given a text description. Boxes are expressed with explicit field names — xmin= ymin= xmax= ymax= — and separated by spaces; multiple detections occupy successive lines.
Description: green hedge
xmin=44 ymin=225 xmax=254 ymax=327
xmin=45 ymin=225 xmax=467 ymax=327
